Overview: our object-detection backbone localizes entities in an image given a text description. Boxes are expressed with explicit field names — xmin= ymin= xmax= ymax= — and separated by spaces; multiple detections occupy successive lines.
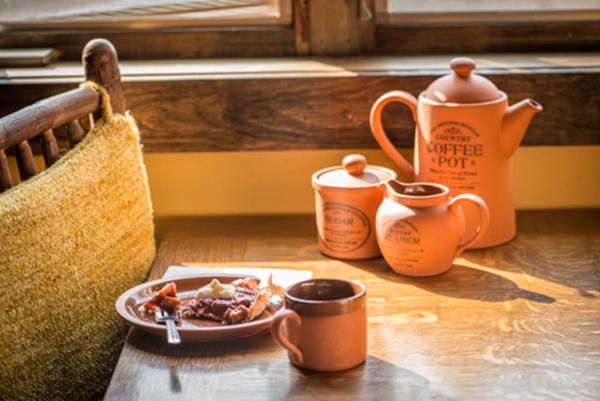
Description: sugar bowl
xmin=311 ymin=154 xmax=396 ymax=260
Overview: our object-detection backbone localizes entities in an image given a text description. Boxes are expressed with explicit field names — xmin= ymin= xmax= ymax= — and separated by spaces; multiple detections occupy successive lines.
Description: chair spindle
xmin=15 ymin=140 xmax=37 ymax=181
xmin=0 ymin=148 xmax=13 ymax=192
xmin=68 ymin=119 xmax=85 ymax=147
xmin=41 ymin=129 xmax=60 ymax=167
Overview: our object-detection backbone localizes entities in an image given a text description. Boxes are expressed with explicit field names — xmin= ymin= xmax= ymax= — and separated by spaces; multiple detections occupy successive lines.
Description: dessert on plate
xmin=142 ymin=275 xmax=277 ymax=325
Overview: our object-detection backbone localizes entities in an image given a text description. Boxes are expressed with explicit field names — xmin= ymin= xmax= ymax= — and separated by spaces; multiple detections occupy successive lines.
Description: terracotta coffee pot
xmin=369 ymin=57 xmax=542 ymax=248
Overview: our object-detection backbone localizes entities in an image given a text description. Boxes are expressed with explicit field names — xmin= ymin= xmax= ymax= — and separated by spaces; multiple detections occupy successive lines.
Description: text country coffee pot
xmin=369 ymin=57 xmax=542 ymax=248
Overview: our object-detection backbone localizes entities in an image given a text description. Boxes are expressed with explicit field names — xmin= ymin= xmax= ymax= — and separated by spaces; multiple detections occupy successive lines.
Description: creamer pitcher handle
xmin=369 ymin=91 xmax=417 ymax=181
xmin=271 ymin=309 xmax=303 ymax=364
xmin=450 ymin=194 xmax=490 ymax=256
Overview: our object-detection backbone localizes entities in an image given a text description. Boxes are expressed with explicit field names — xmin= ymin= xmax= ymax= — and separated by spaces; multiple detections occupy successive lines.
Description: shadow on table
xmin=281 ymin=355 xmax=455 ymax=401
xmin=125 ymin=331 xmax=453 ymax=401
xmin=125 ymin=329 xmax=280 ymax=395
xmin=348 ymin=259 xmax=555 ymax=303
xmin=459 ymin=244 xmax=600 ymax=299
xmin=459 ymin=210 xmax=600 ymax=298
xmin=304 ymin=210 xmax=597 ymax=297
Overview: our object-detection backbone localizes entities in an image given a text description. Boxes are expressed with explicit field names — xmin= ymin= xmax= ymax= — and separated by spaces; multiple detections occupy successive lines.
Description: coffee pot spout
xmin=500 ymin=99 xmax=543 ymax=157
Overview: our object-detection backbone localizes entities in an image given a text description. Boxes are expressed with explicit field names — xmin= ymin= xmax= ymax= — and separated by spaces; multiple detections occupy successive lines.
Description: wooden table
xmin=104 ymin=210 xmax=600 ymax=401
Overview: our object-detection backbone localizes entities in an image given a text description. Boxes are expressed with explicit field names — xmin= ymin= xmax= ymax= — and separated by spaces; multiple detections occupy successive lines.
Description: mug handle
xmin=449 ymin=194 xmax=490 ymax=256
xmin=271 ymin=309 xmax=303 ymax=364
xmin=369 ymin=91 xmax=418 ymax=181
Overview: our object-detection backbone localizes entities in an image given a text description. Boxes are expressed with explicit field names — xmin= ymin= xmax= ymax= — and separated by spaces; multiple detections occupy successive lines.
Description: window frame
xmin=0 ymin=0 xmax=599 ymax=60
xmin=0 ymin=0 xmax=292 ymax=30
xmin=374 ymin=0 xmax=600 ymax=25
xmin=0 ymin=0 xmax=294 ymax=60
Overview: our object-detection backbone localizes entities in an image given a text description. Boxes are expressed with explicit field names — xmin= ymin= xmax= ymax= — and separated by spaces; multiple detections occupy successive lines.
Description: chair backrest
xmin=0 ymin=38 xmax=126 ymax=193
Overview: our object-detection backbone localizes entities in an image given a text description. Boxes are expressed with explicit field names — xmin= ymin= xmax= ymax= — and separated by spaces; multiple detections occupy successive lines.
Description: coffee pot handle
xmin=271 ymin=309 xmax=303 ymax=364
xmin=369 ymin=91 xmax=418 ymax=181
xmin=449 ymin=194 xmax=490 ymax=256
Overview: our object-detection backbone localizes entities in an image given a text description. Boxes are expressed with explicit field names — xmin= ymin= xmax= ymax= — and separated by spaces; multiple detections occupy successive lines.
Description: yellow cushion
xmin=0 ymin=111 xmax=155 ymax=401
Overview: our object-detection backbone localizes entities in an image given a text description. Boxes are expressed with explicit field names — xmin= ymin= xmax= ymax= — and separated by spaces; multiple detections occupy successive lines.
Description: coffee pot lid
xmin=314 ymin=154 xmax=396 ymax=189
xmin=424 ymin=57 xmax=501 ymax=104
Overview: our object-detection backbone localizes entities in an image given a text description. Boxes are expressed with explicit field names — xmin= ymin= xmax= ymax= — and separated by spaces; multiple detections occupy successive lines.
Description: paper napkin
xmin=163 ymin=265 xmax=313 ymax=288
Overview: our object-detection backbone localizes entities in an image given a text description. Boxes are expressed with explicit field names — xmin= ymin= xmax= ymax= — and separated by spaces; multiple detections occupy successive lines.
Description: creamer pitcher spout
xmin=500 ymin=99 xmax=543 ymax=157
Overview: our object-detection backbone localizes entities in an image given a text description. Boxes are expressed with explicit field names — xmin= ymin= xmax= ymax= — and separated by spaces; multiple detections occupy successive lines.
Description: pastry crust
xmin=249 ymin=274 xmax=276 ymax=321
xmin=177 ymin=275 xmax=278 ymax=325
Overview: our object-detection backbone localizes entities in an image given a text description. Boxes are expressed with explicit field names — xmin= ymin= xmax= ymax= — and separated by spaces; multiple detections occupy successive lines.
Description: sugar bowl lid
xmin=312 ymin=154 xmax=396 ymax=189
xmin=424 ymin=57 xmax=501 ymax=104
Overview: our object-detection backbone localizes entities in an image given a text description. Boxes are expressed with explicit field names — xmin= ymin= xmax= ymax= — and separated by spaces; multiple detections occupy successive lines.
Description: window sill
xmin=1 ymin=53 xmax=599 ymax=151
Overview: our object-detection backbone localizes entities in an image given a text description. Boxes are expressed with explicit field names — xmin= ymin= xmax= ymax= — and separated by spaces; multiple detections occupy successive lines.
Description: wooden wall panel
xmin=0 ymin=71 xmax=598 ymax=152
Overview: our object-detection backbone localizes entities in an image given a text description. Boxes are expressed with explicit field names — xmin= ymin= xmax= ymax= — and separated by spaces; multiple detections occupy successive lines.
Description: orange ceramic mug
xmin=271 ymin=278 xmax=367 ymax=372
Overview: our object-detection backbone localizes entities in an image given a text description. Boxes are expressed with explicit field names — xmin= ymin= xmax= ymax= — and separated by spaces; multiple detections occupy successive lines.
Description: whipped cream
xmin=195 ymin=279 xmax=236 ymax=299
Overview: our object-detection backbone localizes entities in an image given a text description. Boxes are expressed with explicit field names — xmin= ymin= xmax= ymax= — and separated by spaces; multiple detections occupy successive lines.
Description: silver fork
xmin=155 ymin=307 xmax=181 ymax=345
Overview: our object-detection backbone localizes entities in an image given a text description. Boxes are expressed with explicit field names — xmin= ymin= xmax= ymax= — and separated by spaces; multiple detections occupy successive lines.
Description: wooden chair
xmin=0 ymin=38 xmax=126 ymax=192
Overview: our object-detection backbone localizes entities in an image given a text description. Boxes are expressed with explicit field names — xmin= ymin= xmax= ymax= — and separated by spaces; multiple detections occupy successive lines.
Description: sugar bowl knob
xmin=343 ymin=154 xmax=367 ymax=176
